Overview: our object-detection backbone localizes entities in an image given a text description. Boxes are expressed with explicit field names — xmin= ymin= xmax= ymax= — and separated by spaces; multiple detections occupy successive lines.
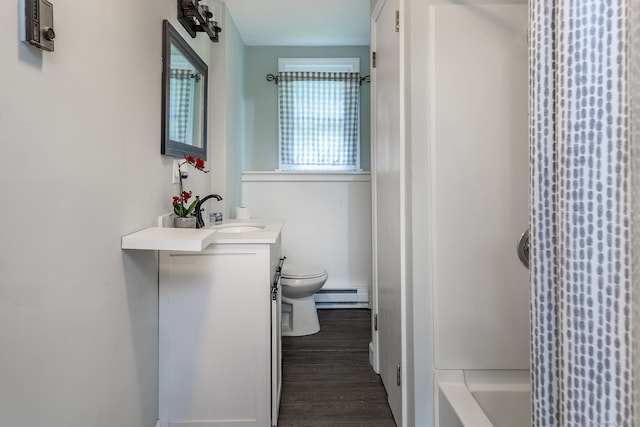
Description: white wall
xmin=403 ymin=1 xmax=432 ymax=424
xmin=403 ymin=1 xmax=529 ymax=425
xmin=0 ymin=1 xmax=228 ymax=425
xmin=221 ymin=8 xmax=246 ymax=216
xmin=430 ymin=4 xmax=529 ymax=370
xmin=242 ymin=173 xmax=372 ymax=292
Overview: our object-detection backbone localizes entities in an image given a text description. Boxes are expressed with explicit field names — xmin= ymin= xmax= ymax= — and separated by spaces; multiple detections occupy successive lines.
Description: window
xmin=278 ymin=58 xmax=361 ymax=171
xmin=169 ymin=68 xmax=200 ymax=145
xmin=168 ymin=45 xmax=203 ymax=147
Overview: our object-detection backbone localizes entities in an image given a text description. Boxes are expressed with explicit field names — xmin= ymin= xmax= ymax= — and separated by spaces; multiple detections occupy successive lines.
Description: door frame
xmin=369 ymin=0 xmax=380 ymax=376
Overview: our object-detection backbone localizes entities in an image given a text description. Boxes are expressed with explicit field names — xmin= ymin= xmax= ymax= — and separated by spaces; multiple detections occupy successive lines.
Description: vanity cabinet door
xmin=269 ymin=239 xmax=283 ymax=426
xmin=159 ymin=245 xmax=272 ymax=427
xmin=271 ymin=271 xmax=282 ymax=425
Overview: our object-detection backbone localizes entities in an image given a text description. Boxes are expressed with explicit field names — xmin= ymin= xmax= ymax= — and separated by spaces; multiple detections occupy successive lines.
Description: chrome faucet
xmin=194 ymin=194 xmax=223 ymax=228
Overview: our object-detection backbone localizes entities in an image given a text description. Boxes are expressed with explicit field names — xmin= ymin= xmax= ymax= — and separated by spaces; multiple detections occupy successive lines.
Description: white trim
xmin=241 ymin=171 xmax=370 ymax=182
xmin=398 ymin=2 xmax=410 ymax=425
xmin=278 ymin=164 xmax=360 ymax=172
xmin=409 ymin=1 xmax=436 ymax=426
xmin=369 ymin=0 xmax=383 ymax=377
xmin=278 ymin=57 xmax=360 ymax=72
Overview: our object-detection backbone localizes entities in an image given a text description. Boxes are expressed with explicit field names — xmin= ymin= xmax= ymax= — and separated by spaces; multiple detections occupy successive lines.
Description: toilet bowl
xmin=281 ymin=264 xmax=328 ymax=336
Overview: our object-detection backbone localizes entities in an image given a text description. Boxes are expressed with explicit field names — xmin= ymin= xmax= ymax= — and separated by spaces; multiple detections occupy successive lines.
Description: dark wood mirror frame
xmin=161 ymin=20 xmax=208 ymax=160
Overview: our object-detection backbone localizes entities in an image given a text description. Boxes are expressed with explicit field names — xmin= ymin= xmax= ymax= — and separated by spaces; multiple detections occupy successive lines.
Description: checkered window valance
xmin=169 ymin=69 xmax=193 ymax=144
xmin=278 ymin=72 xmax=360 ymax=170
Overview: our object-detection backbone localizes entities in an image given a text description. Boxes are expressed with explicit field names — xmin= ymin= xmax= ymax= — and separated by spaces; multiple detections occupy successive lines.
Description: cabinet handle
xmin=271 ymin=257 xmax=286 ymax=300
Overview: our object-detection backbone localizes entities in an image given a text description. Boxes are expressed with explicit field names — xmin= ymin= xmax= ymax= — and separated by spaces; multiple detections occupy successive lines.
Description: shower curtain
xmin=529 ymin=1 xmax=639 ymax=426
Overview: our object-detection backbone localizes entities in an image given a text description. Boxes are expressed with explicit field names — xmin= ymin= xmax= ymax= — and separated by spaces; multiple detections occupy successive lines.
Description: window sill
xmin=241 ymin=170 xmax=371 ymax=183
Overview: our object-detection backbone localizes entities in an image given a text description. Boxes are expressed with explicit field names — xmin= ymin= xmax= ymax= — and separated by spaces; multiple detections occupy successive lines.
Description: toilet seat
xmin=281 ymin=264 xmax=327 ymax=280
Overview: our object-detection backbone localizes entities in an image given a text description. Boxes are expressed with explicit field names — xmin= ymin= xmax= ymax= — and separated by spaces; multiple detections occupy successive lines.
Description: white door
xmin=372 ymin=0 xmax=402 ymax=424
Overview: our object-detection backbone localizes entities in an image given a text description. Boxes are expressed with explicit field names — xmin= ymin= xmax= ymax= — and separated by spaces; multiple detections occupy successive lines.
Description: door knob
xmin=517 ymin=229 xmax=529 ymax=269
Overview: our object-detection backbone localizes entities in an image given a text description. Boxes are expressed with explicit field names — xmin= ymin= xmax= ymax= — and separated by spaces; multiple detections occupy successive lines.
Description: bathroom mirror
xmin=161 ymin=20 xmax=208 ymax=159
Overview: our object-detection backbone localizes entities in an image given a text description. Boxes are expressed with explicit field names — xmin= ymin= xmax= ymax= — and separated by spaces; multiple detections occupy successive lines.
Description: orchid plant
xmin=172 ymin=155 xmax=209 ymax=218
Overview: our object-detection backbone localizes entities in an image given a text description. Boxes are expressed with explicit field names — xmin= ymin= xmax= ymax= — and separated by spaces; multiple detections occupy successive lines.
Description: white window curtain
xmin=529 ymin=0 xmax=640 ymax=425
xmin=278 ymin=71 xmax=360 ymax=170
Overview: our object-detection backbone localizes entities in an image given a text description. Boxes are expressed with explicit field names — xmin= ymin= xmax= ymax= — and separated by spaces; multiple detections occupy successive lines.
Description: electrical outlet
xmin=172 ymin=158 xmax=189 ymax=184
xmin=172 ymin=159 xmax=181 ymax=184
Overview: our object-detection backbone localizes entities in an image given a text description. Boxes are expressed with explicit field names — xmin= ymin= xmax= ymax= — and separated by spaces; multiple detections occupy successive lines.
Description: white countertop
xmin=121 ymin=219 xmax=284 ymax=251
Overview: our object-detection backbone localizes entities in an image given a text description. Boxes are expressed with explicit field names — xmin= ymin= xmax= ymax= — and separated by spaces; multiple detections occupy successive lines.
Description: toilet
xmin=280 ymin=264 xmax=328 ymax=336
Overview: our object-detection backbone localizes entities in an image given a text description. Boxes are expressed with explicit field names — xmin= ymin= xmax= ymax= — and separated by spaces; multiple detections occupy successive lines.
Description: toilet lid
xmin=282 ymin=263 xmax=326 ymax=279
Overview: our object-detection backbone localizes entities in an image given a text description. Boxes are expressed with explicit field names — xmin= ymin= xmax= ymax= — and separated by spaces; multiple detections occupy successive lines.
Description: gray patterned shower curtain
xmin=529 ymin=1 xmax=639 ymax=426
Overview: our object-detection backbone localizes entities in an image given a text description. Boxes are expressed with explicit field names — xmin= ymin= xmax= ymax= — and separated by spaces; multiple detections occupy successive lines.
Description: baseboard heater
xmin=314 ymin=287 xmax=369 ymax=309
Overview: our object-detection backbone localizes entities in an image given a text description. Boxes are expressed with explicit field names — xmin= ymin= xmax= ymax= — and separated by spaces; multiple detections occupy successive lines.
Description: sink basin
xmin=214 ymin=224 xmax=266 ymax=233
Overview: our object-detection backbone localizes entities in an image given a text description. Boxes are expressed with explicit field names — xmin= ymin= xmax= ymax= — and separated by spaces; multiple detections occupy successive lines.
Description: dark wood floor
xmin=277 ymin=309 xmax=397 ymax=427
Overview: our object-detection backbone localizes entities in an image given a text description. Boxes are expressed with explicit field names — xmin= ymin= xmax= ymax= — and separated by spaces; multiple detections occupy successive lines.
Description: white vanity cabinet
xmin=158 ymin=237 xmax=282 ymax=427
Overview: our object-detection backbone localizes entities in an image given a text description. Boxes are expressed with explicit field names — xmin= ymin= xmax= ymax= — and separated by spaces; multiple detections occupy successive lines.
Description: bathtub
xmin=437 ymin=370 xmax=530 ymax=427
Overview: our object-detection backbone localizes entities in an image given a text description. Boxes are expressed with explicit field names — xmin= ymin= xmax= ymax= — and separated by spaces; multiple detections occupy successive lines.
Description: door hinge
xmin=374 ymin=314 xmax=378 ymax=331
xmin=396 ymin=364 xmax=401 ymax=386
xmin=372 ymin=51 xmax=377 ymax=68
xmin=395 ymin=10 xmax=400 ymax=32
